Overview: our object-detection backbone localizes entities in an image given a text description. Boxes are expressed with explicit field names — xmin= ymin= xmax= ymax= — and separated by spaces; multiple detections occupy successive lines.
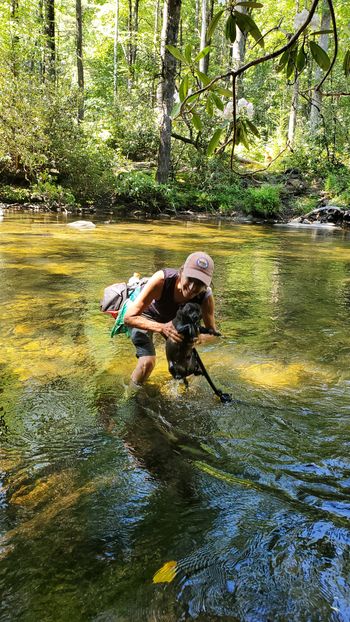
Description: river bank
xmin=1 ymin=164 xmax=349 ymax=225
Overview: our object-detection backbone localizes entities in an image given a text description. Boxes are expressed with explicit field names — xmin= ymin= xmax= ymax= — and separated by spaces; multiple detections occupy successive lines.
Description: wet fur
xmin=166 ymin=302 xmax=202 ymax=381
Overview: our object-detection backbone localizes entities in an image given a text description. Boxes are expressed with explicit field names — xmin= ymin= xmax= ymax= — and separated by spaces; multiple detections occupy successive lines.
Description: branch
xmin=231 ymin=75 xmax=237 ymax=167
xmin=171 ymin=132 xmax=196 ymax=145
xmin=250 ymin=18 xmax=284 ymax=51
xmin=179 ymin=0 xmax=321 ymax=113
xmin=315 ymin=0 xmax=338 ymax=91
xmin=320 ymin=91 xmax=350 ymax=97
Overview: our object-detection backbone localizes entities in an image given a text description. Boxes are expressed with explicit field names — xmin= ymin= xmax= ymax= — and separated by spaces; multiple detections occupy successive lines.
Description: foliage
xmin=107 ymin=100 xmax=159 ymax=162
xmin=31 ymin=179 xmax=76 ymax=207
xmin=114 ymin=169 xmax=281 ymax=218
xmin=0 ymin=185 xmax=31 ymax=204
xmin=245 ymin=184 xmax=282 ymax=217
xmin=115 ymin=172 xmax=174 ymax=213
xmin=325 ymin=166 xmax=350 ymax=206
xmin=1 ymin=0 xmax=350 ymax=212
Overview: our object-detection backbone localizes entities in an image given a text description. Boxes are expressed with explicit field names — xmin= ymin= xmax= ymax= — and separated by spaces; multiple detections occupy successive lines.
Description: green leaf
xmin=245 ymin=118 xmax=260 ymax=137
xmin=211 ymin=92 xmax=224 ymax=111
xmin=207 ymin=128 xmax=223 ymax=155
xmin=309 ymin=40 xmax=331 ymax=71
xmin=235 ymin=1 xmax=263 ymax=7
xmin=286 ymin=56 xmax=295 ymax=79
xmin=343 ymin=50 xmax=350 ymax=77
xmin=206 ymin=9 xmax=224 ymax=40
xmin=166 ymin=45 xmax=188 ymax=64
xmin=194 ymin=68 xmax=211 ymax=85
xmin=192 ymin=111 xmax=203 ymax=132
xmin=179 ymin=75 xmax=189 ymax=102
xmin=206 ymin=95 xmax=214 ymax=116
xmin=234 ymin=11 xmax=264 ymax=47
xmin=215 ymin=86 xmax=232 ymax=97
xmin=276 ymin=49 xmax=290 ymax=72
xmin=310 ymin=30 xmax=333 ymax=36
xmin=225 ymin=14 xmax=237 ymax=43
xmin=236 ymin=120 xmax=249 ymax=148
xmin=170 ymin=102 xmax=182 ymax=118
xmin=234 ymin=125 xmax=241 ymax=145
xmin=194 ymin=46 xmax=211 ymax=63
xmin=187 ymin=92 xmax=200 ymax=105
xmin=296 ymin=46 xmax=307 ymax=72
xmin=184 ymin=43 xmax=193 ymax=64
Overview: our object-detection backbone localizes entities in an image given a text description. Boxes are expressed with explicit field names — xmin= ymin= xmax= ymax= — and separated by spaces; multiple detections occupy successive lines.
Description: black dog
xmin=165 ymin=302 xmax=202 ymax=382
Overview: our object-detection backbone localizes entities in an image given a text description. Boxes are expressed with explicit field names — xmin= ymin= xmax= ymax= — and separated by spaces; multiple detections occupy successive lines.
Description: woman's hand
xmin=161 ymin=321 xmax=183 ymax=342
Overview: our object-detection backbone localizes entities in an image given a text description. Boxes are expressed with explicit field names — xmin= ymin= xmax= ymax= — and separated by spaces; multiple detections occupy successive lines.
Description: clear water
xmin=1 ymin=213 xmax=350 ymax=621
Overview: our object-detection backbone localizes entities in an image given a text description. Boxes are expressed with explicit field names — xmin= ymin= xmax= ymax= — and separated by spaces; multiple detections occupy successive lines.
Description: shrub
xmin=31 ymin=178 xmax=76 ymax=207
xmin=325 ymin=165 xmax=350 ymax=206
xmin=115 ymin=172 xmax=172 ymax=213
xmin=245 ymin=184 xmax=282 ymax=217
xmin=0 ymin=184 xmax=31 ymax=203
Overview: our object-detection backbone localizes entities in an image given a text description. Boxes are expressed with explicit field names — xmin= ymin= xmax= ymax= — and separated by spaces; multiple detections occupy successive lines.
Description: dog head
xmin=172 ymin=302 xmax=202 ymax=340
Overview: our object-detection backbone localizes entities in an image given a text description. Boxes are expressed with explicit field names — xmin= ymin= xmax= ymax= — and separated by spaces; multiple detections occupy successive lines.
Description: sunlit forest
xmin=1 ymin=0 xmax=350 ymax=216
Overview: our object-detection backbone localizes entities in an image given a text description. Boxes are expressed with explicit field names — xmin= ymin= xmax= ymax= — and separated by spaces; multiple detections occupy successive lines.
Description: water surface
xmin=1 ymin=214 xmax=350 ymax=621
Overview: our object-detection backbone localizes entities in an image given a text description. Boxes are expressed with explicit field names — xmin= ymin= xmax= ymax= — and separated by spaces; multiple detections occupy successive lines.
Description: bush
xmin=245 ymin=184 xmax=282 ymax=217
xmin=31 ymin=178 xmax=76 ymax=207
xmin=325 ymin=165 xmax=350 ymax=206
xmin=0 ymin=184 xmax=31 ymax=203
xmin=115 ymin=172 xmax=172 ymax=213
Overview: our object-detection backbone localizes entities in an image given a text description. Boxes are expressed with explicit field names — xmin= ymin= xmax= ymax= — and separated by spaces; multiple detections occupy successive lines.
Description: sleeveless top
xmin=143 ymin=268 xmax=210 ymax=323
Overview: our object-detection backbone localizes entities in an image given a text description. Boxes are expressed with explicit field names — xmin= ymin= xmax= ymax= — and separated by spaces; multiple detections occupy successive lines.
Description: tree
xmin=156 ymin=0 xmax=182 ymax=183
xmin=309 ymin=0 xmax=331 ymax=132
xmin=76 ymin=0 xmax=84 ymax=121
xmin=44 ymin=0 xmax=55 ymax=80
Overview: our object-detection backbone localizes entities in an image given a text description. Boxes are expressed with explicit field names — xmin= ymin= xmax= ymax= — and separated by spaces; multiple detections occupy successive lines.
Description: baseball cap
xmin=183 ymin=252 xmax=214 ymax=287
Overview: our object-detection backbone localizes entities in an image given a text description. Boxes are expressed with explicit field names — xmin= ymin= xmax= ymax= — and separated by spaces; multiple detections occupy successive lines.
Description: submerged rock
xmin=288 ymin=205 xmax=350 ymax=227
xmin=67 ymin=220 xmax=96 ymax=230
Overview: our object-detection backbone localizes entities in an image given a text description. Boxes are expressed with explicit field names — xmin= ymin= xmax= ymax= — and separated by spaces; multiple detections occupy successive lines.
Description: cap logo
xmin=196 ymin=257 xmax=209 ymax=269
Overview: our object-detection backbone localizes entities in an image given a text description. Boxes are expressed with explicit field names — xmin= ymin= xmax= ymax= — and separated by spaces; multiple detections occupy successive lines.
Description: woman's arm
xmin=198 ymin=294 xmax=220 ymax=342
xmin=123 ymin=270 xmax=182 ymax=342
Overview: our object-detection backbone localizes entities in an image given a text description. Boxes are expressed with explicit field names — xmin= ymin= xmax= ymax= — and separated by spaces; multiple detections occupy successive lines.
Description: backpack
xmin=100 ymin=276 xmax=149 ymax=319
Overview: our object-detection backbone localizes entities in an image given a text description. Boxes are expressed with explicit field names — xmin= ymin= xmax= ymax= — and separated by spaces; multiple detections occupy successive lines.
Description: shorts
xmin=130 ymin=327 xmax=156 ymax=358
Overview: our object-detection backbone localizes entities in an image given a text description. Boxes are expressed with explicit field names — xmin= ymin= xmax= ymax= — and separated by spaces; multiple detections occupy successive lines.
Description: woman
xmin=124 ymin=251 xmax=218 ymax=386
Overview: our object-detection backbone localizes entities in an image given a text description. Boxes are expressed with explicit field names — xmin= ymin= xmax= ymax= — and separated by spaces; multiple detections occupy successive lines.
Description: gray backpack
xmin=100 ymin=278 xmax=148 ymax=317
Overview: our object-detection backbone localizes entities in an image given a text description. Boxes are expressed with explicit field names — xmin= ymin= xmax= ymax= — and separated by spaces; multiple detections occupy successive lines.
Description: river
xmin=0 ymin=213 xmax=350 ymax=621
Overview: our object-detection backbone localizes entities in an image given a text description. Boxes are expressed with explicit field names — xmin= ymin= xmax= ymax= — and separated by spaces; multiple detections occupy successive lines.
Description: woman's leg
xmin=130 ymin=328 xmax=156 ymax=385
xmin=131 ymin=355 xmax=156 ymax=385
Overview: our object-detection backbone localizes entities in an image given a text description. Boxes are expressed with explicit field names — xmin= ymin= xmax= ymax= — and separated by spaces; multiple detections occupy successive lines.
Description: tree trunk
xmin=288 ymin=77 xmax=299 ymax=146
xmin=44 ymin=0 xmax=55 ymax=80
xmin=199 ymin=0 xmax=213 ymax=76
xmin=231 ymin=5 xmax=247 ymax=96
xmin=10 ymin=0 xmax=19 ymax=76
xmin=76 ymin=0 xmax=84 ymax=121
xmin=310 ymin=0 xmax=330 ymax=132
xmin=127 ymin=0 xmax=140 ymax=87
xmin=113 ymin=0 xmax=119 ymax=101
xmin=195 ymin=0 xmax=199 ymax=35
xmin=199 ymin=0 xmax=207 ymax=75
xmin=156 ymin=0 xmax=182 ymax=183
xmin=131 ymin=0 xmax=140 ymax=67
xmin=150 ymin=0 xmax=160 ymax=105
xmin=156 ymin=0 xmax=168 ymax=111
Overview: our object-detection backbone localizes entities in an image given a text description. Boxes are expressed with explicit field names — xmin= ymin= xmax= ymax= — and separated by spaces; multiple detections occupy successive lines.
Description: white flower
xmin=237 ymin=98 xmax=254 ymax=119
xmin=222 ymin=98 xmax=255 ymax=120
xmin=99 ymin=130 xmax=112 ymax=141
xmin=294 ymin=9 xmax=320 ymax=31
xmin=222 ymin=100 xmax=233 ymax=120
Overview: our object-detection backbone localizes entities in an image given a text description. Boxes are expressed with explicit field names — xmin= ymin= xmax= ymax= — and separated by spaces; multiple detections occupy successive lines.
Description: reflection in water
xmin=0 ymin=213 xmax=350 ymax=621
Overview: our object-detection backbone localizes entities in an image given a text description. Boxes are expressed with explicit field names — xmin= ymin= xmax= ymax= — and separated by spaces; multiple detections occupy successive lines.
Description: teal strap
xmin=110 ymin=285 xmax=143 ymax=338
